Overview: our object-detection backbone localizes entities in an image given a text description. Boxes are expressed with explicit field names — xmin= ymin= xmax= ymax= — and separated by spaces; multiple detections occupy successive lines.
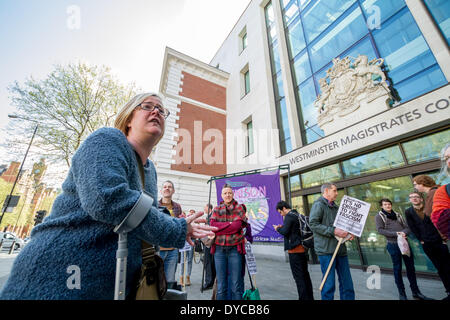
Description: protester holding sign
xmin=309 ymin=183 xmax=355 ymax=300
xmin=210 ymin=184 xmax=248 ymax=300
xmin=274 ymin=201 xmax=314 ymax=300
xmin=375 ymin=198 xmax=430 ymax=300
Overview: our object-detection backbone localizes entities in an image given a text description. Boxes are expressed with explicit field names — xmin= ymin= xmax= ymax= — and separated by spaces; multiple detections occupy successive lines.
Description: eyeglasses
xmin=137 ymin=102 xmax=170 ymax=119
xmin=409 ymin=196 xmax=421 ymax=199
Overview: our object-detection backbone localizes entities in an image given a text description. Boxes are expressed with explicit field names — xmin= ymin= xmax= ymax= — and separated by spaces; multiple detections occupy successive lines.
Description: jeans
xmin=289 ymin=252 xmax=314 ymax=300
xmin=318 ymin=255 xmax=355 ymax=300
xmin=159 ymin=249 xmax=178 ymax=284
xmin=386 ymin=242 xmax=420 ymax=294
xmin=180 ymin=247 xmax=193 ymax=277
xmin=422 ymin=240 xmax=450 ymax=294
xmin=214 ymin=245 xmax=244 ymax=300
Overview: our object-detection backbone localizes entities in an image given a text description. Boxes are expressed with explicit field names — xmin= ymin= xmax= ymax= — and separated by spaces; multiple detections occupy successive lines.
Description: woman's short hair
xmin=379 ymin=198 xmax=392 ymax=206
xmin=412 ymin=175 xmax=436 ymax=188
xmin=114 ymin=92 xmax=166 ymax=140
xmin=222 ymin=184 xmax=232 ymax=190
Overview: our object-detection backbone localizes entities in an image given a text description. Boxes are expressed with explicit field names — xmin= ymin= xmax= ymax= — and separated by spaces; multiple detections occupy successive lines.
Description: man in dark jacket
xmin=274 ymin=201 xmax=314 ymax=300
xmin=405 ymin=191 xmax=450 ymax=300
xmin=309 ymin=183 xmax=355 ymax=300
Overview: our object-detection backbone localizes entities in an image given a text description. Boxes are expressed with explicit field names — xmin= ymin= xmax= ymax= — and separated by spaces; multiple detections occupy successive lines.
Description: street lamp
xmin=0 ymin=115 xmax=39 ymax=228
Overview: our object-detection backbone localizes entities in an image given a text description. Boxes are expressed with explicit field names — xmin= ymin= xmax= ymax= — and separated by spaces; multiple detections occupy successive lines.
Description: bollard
xmin=9 ymin=240 xmax=16 ymax=254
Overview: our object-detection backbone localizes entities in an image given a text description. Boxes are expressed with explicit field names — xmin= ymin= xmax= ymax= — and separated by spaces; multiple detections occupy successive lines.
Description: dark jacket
xmin=375 ymin=210 xmax=409 ymax=243
xmin=277 ymin=209 xmax=302 ymax=251
xmin=405 ymin=206 xmax=442 ymax=243
xmin=309 ymin=196 xmax=347 ymax=256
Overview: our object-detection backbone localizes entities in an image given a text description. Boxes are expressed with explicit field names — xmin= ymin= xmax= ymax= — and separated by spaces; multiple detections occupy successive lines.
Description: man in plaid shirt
xmin=210 ymin=184 xmax=248 ymax=300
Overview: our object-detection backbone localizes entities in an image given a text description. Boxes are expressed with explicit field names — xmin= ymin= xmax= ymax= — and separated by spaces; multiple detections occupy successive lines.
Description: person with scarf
xmin=375 ymin=198 xmax=430 ymax=300
xmin=209 ymin=184 xmax=247 ymax=300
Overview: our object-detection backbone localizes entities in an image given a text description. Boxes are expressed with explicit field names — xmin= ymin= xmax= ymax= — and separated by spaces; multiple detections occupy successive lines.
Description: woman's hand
xmin=185 ymin=212 xmax=217 ymax=246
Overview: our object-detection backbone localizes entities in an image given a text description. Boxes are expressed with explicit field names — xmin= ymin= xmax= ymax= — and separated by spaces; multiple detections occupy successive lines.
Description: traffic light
xmin=34 ymin=210 xmax=47 ymax=226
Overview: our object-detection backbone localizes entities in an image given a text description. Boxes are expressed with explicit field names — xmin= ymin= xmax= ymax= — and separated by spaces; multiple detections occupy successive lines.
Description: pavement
xmin=179 ymin=251 xmax=447 ymax=300
xmin=0 ymin=248 xmax=447 ymax=300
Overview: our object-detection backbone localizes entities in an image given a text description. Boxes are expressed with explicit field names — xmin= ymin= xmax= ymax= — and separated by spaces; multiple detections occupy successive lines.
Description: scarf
xmin=381 ymin=208 xmax=397 ymax=220
xmin=413 ymin=204 xmax=425 ymax=220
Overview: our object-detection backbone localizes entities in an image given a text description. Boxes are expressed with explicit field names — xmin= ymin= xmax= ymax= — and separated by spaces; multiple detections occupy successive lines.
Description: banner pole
xmin=319 ymin=237 xmax=343 ymax=291
xmin=201 ymin=179 xmax=213 ymax=293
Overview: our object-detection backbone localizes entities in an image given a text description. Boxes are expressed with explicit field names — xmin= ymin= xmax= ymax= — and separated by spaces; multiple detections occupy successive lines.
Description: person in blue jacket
xmin=0 ymin=92 xmax=216 ymax=300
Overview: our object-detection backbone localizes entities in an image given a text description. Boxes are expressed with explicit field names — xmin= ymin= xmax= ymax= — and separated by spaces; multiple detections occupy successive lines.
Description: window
xmin=292 ymin=50 xmax=311 ymax=86
xmin=277 ymin=98 xmax=293 ymax=153
xmin=241 ymin=65 xmax=251 ymax=97
xmin=297 ymin=77 xmax=324 ymax=144
xmin=282 ymin=0 xmax=300 ymax=26
xmin=289 ymin=174 xmax=301 ymax=191
xmin=292 ymin=195 xmax=305 ymax=214
xmin=266 ymin=0 xmax=291 ymax=155
xmin=286 ymin=16 xmax=306 ymax=58
xmin=424 ymin=0 xmax=450 ymax=45
xmin=347 ymin=176 xmax=435 ymax=272
xmin=301 ymin=163 xmax=342 ymax=188
xmin=239 ymin=27 xmax=248 ymax=53
xmin=244 ymin=70 xmax=250 ymax=95
xmin=342 ymin=145 xmax=405 ymax=178
xmin=373 ymin=8 xmax=440 ymax=85
xmin=402 ymin=129 xmax=450 ymax=164
xmin=361 ymin=0 xmax=406 ymax=26
xmin=309 ymin=5 xmax=368 ymax=72
xmin=302 ymin=0 xmax=356 ymax=44
xmin=246 ymin=121 xmax=254 ymax=156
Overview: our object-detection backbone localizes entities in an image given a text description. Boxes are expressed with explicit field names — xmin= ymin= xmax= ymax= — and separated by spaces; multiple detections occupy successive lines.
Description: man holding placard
xmin=309 ymin=183 xmax=356 ymax=300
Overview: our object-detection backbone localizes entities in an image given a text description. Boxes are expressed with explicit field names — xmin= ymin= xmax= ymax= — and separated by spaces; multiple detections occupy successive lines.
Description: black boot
xmin=412 ymin=291 xmax=433 ymax=300
xmin=399 ymin=289 xmax=407 ymax=300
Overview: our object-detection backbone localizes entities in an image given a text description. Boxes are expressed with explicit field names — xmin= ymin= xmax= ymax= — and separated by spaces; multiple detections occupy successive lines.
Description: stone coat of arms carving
xmin=314 ymin=55 xmax=392 ymax=135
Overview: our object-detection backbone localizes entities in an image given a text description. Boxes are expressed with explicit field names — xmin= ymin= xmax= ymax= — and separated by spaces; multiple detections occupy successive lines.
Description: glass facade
xmin=342 ymin=145 xmax=405 ymax=178
xmin=424 ymin=0 xmax=450 ymax=45
xmin=265 ymin=1 xmax=293 ymax=154
xmin=278 ymin=0 xmax=447 ymax=146
xmin=284 ymin=128 xmax=449 ymax=274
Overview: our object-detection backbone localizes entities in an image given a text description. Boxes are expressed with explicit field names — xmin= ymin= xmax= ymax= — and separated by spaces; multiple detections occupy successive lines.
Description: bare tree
xmin=6 ymin=62 xmax=138 ymax=167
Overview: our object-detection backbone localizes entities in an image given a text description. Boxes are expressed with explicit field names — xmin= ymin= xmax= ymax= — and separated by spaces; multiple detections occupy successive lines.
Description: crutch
xmin=113 ymin=191 xmax=154 ymax=300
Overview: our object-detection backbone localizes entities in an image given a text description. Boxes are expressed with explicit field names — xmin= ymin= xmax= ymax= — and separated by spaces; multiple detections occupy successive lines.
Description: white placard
xmin=179 ymin=241 xmax=192 ymax=252
xmin=245 ymin=242 xmax=257 ymax=275
xmin=333 ymin=195 xmax=371 ymax=238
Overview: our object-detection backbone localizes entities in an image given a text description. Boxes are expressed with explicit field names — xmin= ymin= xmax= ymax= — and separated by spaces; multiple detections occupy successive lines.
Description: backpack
xmin=291 ymin=211 xmax=314 ymax=249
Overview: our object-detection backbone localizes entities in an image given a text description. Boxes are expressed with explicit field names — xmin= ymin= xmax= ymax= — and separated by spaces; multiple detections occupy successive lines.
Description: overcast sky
xmin=0 ymin=0 xmax=250 ymax=185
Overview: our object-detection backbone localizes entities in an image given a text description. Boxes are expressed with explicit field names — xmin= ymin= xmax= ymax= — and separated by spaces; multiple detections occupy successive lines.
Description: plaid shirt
xmin=210 ymin=199 xmax=247 ymax=247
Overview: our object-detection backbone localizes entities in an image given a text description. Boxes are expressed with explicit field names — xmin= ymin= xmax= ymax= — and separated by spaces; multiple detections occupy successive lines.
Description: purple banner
xmin=215 ymin=170 xmax=283 ymax=242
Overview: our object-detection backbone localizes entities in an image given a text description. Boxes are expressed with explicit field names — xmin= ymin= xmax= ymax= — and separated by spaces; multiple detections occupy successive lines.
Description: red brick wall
xmin=171 ymin=71 xmax=227 ymax=176
xmin=180 ymin=72 xmax=226 ymax=110
xmin=0 ymin=162 xmax=20 ymax=184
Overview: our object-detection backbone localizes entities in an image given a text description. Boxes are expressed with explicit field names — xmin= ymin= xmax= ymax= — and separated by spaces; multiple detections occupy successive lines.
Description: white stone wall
xmin=210 ymin=0 xmax=282 ymax=175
